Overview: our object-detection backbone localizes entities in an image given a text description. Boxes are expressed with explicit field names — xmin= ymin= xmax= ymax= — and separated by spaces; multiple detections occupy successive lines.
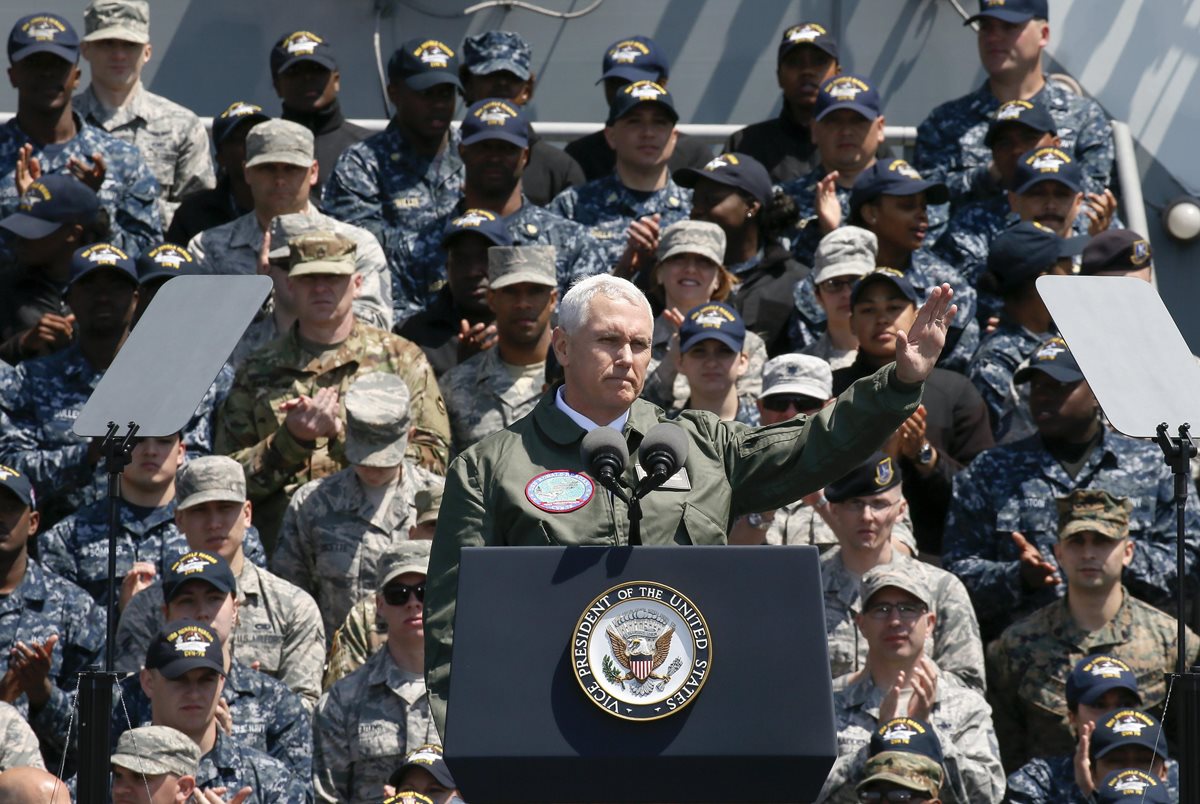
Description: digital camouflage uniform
xmin=0 ymin=700 xmax=44 ymax=771
xmin=114 ymin=561 xmax=325 ymax=708
xmin=965 ymin=321 xmax=1046 ymax=444
xmin=213 ymin=323 xmax=450 ymax=546
xmin=186 ymin=205 xmax=393 ymax=332
xmin=322 ymin=124 xmax=465 ymax=260
xmin=0 ymin=559 xmax=105 ymax=770
xmin=643 ymin=317 xmax=767 ymax=410
xmin=74 ymin=83 xmax=215 ymax=226
xmin=820 ymin=547 xmax=985 ymax=692
xmin=196 ymin=731 xmax=309 ymax=804
xmin=943 ymin=429 xmax=1200 ymax=637
xmin=0 ymin=344 xmax=228 ymax=528
xmin=323 ymin=595 xmax=384 ymax=689
xmin=313 ymin=646 xmax=440 ymax=804
xmin=274 ymin=460 xmax=440 ymax=640
xmin=38 ymin=498 xmax=268 ymax=605
xmin=112 ymin=658 xmax=313 ymax=776
xmin=440 ymin=347 xmax=545 ymax=454
xmin=779 ymin=165 xmax=853 ymax=268
xmin=389 ymin=199 xmax=609 ymax=320
xmin=547 ymin=175 xmax=691 ymax=267
xmin=1006 ymin=753 xmax=1180 ymax=804
xmin=0 ymin=115 xmax=162 ymax=260
xmin=426 ymin=365 xmax=924 ymax=730
xmin=765 ymin=501 xmax=916 ymax=553
xmin=820 ymin=667 xmax=1005 ymax=804
xmin=987 ymin=591 xmax=1200 ymax=770
xmin=913 ymin=81 xmax=1114 ymax=207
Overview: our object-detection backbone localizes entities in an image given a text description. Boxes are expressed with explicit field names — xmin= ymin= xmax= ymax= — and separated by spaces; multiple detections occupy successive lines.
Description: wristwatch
xmin=917 ymin=442 xmax=936 ymax=466
xmin=746 ymin=512 xmax=772 ymax=531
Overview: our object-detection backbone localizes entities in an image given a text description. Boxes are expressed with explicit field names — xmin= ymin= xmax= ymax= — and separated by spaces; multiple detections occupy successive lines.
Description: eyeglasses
xmin=864 ymin=602 xmax=928 ymax=622
xmin=761 ymin=395 xmax=823 ymax=413
xmin=858 ymin=790 xmax=929 ymax=803
xmin=383 ymin=583 xmax=425 ymax=606
xmin=819 ymin=277 xmax=857 ymax=293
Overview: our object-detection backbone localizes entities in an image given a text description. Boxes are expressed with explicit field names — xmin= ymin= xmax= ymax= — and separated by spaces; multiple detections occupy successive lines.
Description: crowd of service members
xmin=0 ymin=0 xmax=1189 ymax=802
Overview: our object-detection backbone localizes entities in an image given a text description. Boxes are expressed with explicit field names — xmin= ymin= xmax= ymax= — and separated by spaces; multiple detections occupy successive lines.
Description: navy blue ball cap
xmin=1090 ymin=709 xmax=1168 ymax=762
xmin=0 ymin=464 xmax=36 ymax=509
xmin=779 ymin=22 xmax=838 ymax=62
xmin=850 ymin=268 xmax=922 ymax=308
xmin=1014 ymin=146 xmax=1084 ymax=194
xmin=1080 ymin=230 xmax=1153 ymax=275
xmin=441 ymin=208 xmax=512 ymax=248
xmin=212 ymin=101 xmax=270 ymax=147
xmin=987 ymin=221 xmax=1088 ymax=290
xmin=163 ymin=551 xmax=236 ymax=602
xmin=606 ymin=80 xmax=678 ymax=126
xmin=965 ymin=0 xmax=1048 ymax=25
xmin=674 ymin=153 xmax=772 ymax=207
xmin=814 ymin=73 xmax=881 ymax=122
xmin=679 ymin=302 xmax=746 ymax=354
xmin=69 ymin=242 xmax=138 ymax=288
xmin=1065 ymin=655 xmax=1141 ymax=709
xmin=825 ymin=451 xmax=902 ymax=503
xmin=598 ymin=35 xmax=667 ymax=84
xmin=1095 ymin=769 xmax=1170 ymax=804
xmin=136 ymin=243 xmax=197 ymax=285
xmin=145 ymin=619 xmax=226 ymax=679
xmin=8 ymin=13 xmax=79 ymax=64
xmin=460 ymin=98 xmax=530 ymax=148
xmin=270 ymin=30 xmax=337 ymax=75
xmin=389 ymin=37 xmax=462 ymax=91
xmin=869 ymin=717 xmax=944 ymax=764
xmin=984 ymin=99 xmax=1057 ymax=147
xmin=0 ymin=174 xmax=99 ymax=239
xmin=1013 ymin=336 xmax=1084 ymax=384
xmin=850 ymin=159 xmax=949 ymax=219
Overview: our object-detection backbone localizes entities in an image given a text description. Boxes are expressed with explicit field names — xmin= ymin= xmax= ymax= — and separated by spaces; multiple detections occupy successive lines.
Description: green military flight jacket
xmin=425 ymin=363 xmax=922 ymax=732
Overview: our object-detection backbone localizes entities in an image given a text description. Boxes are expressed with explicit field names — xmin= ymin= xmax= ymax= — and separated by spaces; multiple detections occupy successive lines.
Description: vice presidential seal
xmin=572 ymin=581 xmax=712 ymax=721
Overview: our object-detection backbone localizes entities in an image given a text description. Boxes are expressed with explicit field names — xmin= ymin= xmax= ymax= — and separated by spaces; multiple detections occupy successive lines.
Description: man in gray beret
xmin=110 ymin=724 xmax=200 ymax=801
xmin=274 ymin=372 xmax=442 ymax=640
xmin=799 ymin=225 xmax=877 ymax=369
xmin=439 ymin=245 xmax=558 ymax=453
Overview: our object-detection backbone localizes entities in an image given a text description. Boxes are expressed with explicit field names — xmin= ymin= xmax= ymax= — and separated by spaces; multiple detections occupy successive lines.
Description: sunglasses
xmin=383 ymin=583 xmax=425 ymax=606
xmin=761 ymin=395 xmax=823 ymax=413
xmin=863 ymin=602 xmax=928 ymax=622
xmin=858 ymin=791 xmax=929 ymax=802
xmin=819 ymin=276 xmax=857 ymax=293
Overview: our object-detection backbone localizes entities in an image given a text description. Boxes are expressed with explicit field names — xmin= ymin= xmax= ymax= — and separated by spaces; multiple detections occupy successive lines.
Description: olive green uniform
xmin=425 ymin=364 xmax=922 ymax=731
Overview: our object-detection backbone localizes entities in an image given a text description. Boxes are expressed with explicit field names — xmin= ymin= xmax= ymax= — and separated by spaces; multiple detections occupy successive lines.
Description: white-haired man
xmin=425 ymin=273 xmax=957 ymax=732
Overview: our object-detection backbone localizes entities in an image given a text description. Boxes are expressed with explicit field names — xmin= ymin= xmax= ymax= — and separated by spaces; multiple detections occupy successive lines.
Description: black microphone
xmin=638 ymin=423 xmax=689 ymax=489
xmin=580 ymin=427 xmax=629 ymax=490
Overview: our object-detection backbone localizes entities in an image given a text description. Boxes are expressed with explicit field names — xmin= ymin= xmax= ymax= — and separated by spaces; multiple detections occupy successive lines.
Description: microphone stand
xmin=595 ymin=475 xmax=642 ymax=546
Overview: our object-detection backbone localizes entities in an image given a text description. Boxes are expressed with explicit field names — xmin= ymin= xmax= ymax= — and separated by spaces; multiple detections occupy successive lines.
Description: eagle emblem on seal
xmin=605 ymin=622 xmax=675 ymax=685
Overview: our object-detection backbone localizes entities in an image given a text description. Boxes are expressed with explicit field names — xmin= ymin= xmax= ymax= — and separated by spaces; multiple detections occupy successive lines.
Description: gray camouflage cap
xmin=463 ymin=30 xmax=532 ymax=80
xmin=814 ymin=226 xmax=877 ymax=285
xmin=760 ymin=354 xmax=832 ymax=400
xmin=83 ymin=0 xmax=149 ymax=44
xmin=861 ymin=565 xmax=933 ymax=610
xmin=856 ymin=750 xmax=942 ymax=798
xmin=415 ymin=483 xmax=443 ymax=525
xmin=344 ymin=373 xmax=411 ymax=468
xmin=657 ymin=220 xmax=725 ymax=265
xmin=287 ymin=231 xmax=356 ymax=277
xmin=378 ymin=540 xmax=432 ymax=590
xmin=111 ymin=725 xmax=200 ymax=778
xmin=488 ymin=245 xmax=557 ymax=290
xmin=176 ymin=456 xmax=246 ymax=511
xmin=266 ymin=212 xmax=323 ymax=259
xmin=245 ymin=119 xmax=314 ymax=169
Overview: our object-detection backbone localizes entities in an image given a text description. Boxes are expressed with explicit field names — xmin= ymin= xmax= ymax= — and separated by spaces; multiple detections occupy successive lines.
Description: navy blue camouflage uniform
xmin=778 ymin=165 xmax=851 ymax=268
xmin=1006 ymin=754 xmax=1179 ymax=804
xmin=965 ymin=321 xmax=1046 ymax=444
xmin=943 ymin=428 xmax=1200 ymax=637
xmin=197 ymin=731 xmax=310 ymax=804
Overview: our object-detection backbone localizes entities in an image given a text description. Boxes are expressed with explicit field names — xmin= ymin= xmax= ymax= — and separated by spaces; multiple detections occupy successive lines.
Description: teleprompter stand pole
xmin=77 ymin=421 xmax=138 ymax=804
xmin=1154 ymin=422 xmax=1199 ymax=804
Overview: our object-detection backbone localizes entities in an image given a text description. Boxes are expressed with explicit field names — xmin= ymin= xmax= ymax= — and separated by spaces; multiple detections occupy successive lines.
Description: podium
xmin=444 ymin=545 xmax=836 ymax=803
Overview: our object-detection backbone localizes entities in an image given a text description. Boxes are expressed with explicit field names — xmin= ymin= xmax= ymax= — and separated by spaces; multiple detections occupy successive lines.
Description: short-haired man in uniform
xmin=391 ymin=99 xmax=606 ymax=319
xmin=913 ymin=0 xmax=1114 ymax=209
xmin=270 ymin=29 xmax=369 ymax=193
xmin=458 ymin=30 xmax=583 ymax=206
xmin=564 ymin=35 xmax=712 ymax=182
xmin=74 ymin=0 xmax=214 ymax=227
xmin=116 ymin=456 xmax=325 ymax=709
xmin=323 ymin=37 xmax=464 ymax=260
xmin=214 ymin=232 xmax=450 ymax=547
xmin=275 ymin=373 xmax=439 ymax=640
xmin=986 ymin=488 xmax=1198 ymax=770
xmin=440 ymin=245 xmax=557 ymax=453
xmin=110 ymin=724 xmax=201 ymax=804
xmin=0 ymin=11 xmax=161 ymax=261
xmin=725 ymin=22 xmax=840 ymax=183
xmin=425 ymin=272 xmax=958 ymax=731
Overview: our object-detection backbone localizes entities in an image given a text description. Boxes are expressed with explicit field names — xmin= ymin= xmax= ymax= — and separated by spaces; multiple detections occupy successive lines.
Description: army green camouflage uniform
xmin=821 ymin=547 xmax=985 ymax=692
xmin=214 ymin=322 xmax=450 ymax=546
xmin=0 ymin=700 xmax=44 ymax=772
xmin=855 ymin=750 xmax=944 ymax=801
xmin=821 ymin=665 xmax=1004 ymax=804
xmin=274 ymin=460 xmax=440 ymax=640
xmin=114 ymin=560 xmax=326 ymax=709
xmin=313 ymin=645 xmax=440 ymax=803
xmin=426 ymin=364 xmax=924 ymax=731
